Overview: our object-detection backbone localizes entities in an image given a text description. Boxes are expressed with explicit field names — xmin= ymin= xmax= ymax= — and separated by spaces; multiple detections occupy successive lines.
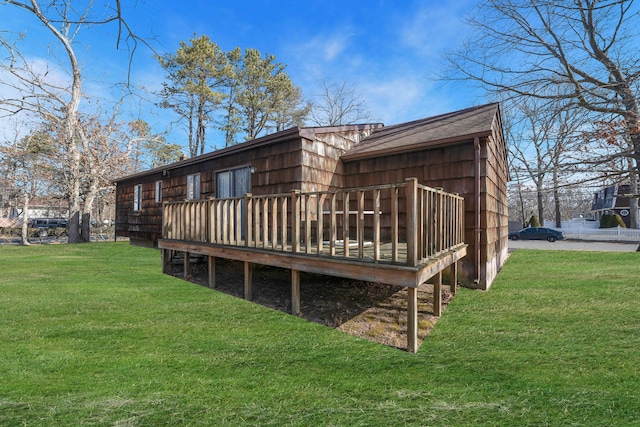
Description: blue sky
xmin=2 ymin=0 xmax=486 ymax=151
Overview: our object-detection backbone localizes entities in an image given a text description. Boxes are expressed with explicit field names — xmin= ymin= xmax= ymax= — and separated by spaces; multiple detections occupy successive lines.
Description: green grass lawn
xmin=1 ymin=242 xmax=639 ymax=426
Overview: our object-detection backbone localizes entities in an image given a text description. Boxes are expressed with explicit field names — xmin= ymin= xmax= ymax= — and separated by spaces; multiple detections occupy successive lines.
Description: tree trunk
xmin=536 ymin=180 xmax=544 ymax=226
xmin=20 ymin=192 xmax=31 ymax=246
xmin=630 ymin=160 xmax=639 ymax=229
xmin=197 ymin=98 xmax=206 ymax=155
xmin=518 ymin=184 xmax=527 ymax=228
xmin=81 ymin=180 xmax=98 ymax=242
xmin=553 ymin=168 xmax=562 ymax=228
xmin=67 ymin=165 xmax=82 ymax=243
xmin=81 ymin=212 xmax=91 ymax=242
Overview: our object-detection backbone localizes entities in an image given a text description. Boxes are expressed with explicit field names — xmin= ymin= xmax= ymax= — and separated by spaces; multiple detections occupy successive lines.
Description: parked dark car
xmin=509 ymin=227 xmax=565 ymax=242
xmin=30 ymin=218 xmax=68 ymax=229
xmin=30 ymin=218 xmax=68 ymax=237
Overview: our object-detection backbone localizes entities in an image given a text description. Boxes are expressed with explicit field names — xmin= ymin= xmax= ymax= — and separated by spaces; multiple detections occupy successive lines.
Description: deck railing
xmin=162 ymin=178 xmax=464 ymax=267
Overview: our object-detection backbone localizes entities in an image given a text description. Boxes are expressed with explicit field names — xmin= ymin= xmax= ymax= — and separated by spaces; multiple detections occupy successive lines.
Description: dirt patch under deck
xmin=170 ymin=256 xmax=454 ymax=352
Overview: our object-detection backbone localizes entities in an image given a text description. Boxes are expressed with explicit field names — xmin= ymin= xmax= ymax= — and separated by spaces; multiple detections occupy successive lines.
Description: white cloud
xmin=397 ymin=3 xmax=472 ymax=58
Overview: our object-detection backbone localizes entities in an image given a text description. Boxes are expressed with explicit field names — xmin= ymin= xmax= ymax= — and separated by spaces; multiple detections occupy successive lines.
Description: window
xmin=187 ymin=174 xmax=201 ymax=200
xmin=216 ymin=166 xmax=251 ymax=198
xmin=155 ymin=180 xmax=162 ymax=203
xmin=133 ymin=184 xmax=142 ymax=211
xmin=216 ymin=166 xmax=251 ymax=240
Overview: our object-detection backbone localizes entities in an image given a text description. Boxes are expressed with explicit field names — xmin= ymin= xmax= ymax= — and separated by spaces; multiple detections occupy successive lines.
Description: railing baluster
xmin=292 ymin=190 xmax=300 ymax=253
xmin=357 ymin=190 xmax=364 ymax=259
xmin=373 ymin=189 xmax=380 ymax=261
xmin=391 ymin=186 xmax=398 ymax=263
xmin=330 ymin=192 xmax=336 ymax=257
xmin=305 ymin=194 xmax=312 ymax=254
xmin=281 ymin=196 xmax=288 ymax=251
xmin=317 ymin=194 xmax=324 ymax=255
xmin=245 ymin=194 xmax=252 ymax=247
xmin=343 ymin=191 xmax=350 ymax=258
xmin=271 ymin=196 xmax=277 ymax=250
xmin=235 ymin=198 xmax=242 ymax=244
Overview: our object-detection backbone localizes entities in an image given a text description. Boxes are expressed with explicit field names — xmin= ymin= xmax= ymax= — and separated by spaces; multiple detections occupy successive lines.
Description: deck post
xmin=244 ymin=261 xmax=253 ymax=300
xmin=208 ymin=256 xmax=216 ymax=288
xmin=405 ymin=178 xmax=418 ymax=266
xmin=433 ymin=271 xmax=442 ymax=317
xmin=161 ymin=249 xmax=170 ymax=274
xmin=183 ymin=251 xmax=191 ymax=278
xmin=450 ymin=261 xmax=458 ymax=296
xmin=291 ymin=269 xmax=300 ymax=315
xmin=407 ymin=287 xmax=418 ymax=354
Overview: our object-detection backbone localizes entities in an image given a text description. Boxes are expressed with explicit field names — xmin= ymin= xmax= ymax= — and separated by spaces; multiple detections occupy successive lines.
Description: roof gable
xmin=342 ymin=103 xmax=501 ymax=161
xmin=114 ymin=123 xmax=381 ymax=183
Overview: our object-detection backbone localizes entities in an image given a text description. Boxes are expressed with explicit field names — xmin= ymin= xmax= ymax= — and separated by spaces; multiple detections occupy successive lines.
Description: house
xmin=114 ymin=103 xmax=509 ymax=352
xmin=1 ymin=195 xmax=69 ymax=220
xmin=591 ymin=183 xmax=638 ymax=227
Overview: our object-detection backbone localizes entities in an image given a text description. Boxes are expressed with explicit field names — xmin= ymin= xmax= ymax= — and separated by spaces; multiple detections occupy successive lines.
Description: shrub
xmin=600 ymin=213 xmax=626 ymax=228
xmin=528 ymin=215 xmax=541 ymax=227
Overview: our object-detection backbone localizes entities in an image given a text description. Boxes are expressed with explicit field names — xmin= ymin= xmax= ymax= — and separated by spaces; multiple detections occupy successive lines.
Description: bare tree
xmin=0 ymin=129 xmax=54 ymax=244
xmin=309 ymin=80 xmax=371 ymax=126
xmin=447 ymin=0 xmax=640 ymax=227
xmin=1 ymin=0 xmax=145 ymax=242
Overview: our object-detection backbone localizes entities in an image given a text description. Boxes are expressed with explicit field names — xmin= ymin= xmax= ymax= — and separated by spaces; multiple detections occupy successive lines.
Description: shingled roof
xmin=341 ymin=103 xmax=500 ymax=161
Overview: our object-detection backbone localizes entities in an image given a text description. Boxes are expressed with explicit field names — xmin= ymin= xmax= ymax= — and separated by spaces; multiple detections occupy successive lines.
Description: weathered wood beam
xmin=407 ymin=287 xmax=418 ymax=354
xmin=450 ymin=261 xmax=458 ymax=296
xmin=208 ymin=255 xmax=216 ymax=288
xmin=244 ymin=261 xmax=252 ymax=300
xmin=291 ymin=269 xmax=300 ymax=316
xmin=158 ymin=240 xmax=467 ymax=290
xmin=184 ymin=251 xmax=191 ymax=278
xmin=414 ymin=246 xmax=467 ymax=287
xmin=161 ymin=249 xmax=170 ymax=274
xmin=433 ymin=271 xmax=442 ymax=317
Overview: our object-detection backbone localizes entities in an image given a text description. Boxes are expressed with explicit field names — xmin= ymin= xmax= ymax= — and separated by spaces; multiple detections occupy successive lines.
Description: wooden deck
xmin=158 ymin=178 xmax=466 ymax=353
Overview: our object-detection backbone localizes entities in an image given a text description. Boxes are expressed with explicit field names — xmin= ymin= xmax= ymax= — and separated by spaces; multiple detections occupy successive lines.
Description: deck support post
xmin=161 ymin=249 xmax=170 ymax=274
xmin=291 ymin=269 xmax=300 ymax=315
xmin=450 ymin=261 xmax=458 ymax=296
xmin=208 ymin=256 xmax=216 ymax=288
xmin=407 ymin=287 xmax=418 ymax=354
xmin=183 ymin=251 xmax=191 ymax=278
xmin=433 ymin=271 xmax=442 ymax=317
xmin=244 ymin=261 xmax=253 ymax=300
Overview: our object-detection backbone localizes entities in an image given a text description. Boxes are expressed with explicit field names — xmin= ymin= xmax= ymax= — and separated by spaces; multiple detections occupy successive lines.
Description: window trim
xmin=186 ymin=173 xmax=201 ymax=200
xmin=133 ymin=184 xmax=142 ymax=211
xmin=155 ymin=180 xmax=162 ymax=204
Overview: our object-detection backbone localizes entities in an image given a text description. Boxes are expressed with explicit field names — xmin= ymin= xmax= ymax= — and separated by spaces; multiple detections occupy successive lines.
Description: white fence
xmin=554 ymin=219 xmax=640 ymax=242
